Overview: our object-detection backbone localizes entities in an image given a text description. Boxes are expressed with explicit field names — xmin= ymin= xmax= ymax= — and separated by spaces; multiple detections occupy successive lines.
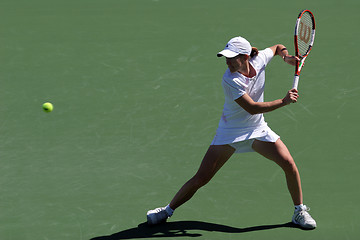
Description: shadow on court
xmin=90 ymin=221 xmax=305 ymax=239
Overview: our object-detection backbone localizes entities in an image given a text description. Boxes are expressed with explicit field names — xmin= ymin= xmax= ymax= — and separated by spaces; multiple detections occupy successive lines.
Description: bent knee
xmin=279 ymin=157 xmax=298 ymax=173
xmin=275 ymin=156 xmax=297 ymax=172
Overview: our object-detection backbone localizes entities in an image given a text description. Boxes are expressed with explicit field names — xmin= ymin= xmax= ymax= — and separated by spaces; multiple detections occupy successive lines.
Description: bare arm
xmin=235 ymin=89 xmax=299 ymax=115
xmin=269 ymin=44 xmax=299 ymax=66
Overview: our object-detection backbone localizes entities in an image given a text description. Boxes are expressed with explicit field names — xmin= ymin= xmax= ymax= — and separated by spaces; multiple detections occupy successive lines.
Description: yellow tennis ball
xmin=42 ymin=102 xmax=53 ymax=112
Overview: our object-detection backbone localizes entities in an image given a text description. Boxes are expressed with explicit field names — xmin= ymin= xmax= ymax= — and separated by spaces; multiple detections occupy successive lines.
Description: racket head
xmin=294 ymin=10 xmax=315 ymax=58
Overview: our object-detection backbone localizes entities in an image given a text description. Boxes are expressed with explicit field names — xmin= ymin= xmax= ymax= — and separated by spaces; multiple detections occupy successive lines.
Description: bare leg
xmin=252 ymin=138 xmax=303 ymax=205
xmin=169 ymin=144 xmax=235 ymax=210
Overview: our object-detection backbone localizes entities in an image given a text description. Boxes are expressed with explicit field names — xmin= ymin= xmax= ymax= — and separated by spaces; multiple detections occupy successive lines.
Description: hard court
xmin=0 ymin=0 xmax=359 ymax=239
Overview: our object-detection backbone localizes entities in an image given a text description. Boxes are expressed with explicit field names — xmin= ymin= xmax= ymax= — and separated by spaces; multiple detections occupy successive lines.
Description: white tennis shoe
xmin=147 ymin=207 xmax=172 ymax=225
xmin=292 ymin=205 xmax=317 ymax=229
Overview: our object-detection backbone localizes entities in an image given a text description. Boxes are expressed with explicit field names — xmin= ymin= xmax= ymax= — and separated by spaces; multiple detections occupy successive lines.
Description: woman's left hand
xmin=283 ymin=88 xmax=299 ymax=104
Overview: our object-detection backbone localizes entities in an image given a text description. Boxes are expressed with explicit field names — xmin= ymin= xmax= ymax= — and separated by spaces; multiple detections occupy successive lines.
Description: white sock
xmin=295 ymin=204 xmax=304 ymax=211
xmin=165 ymin=204 xmax=174 ymax=216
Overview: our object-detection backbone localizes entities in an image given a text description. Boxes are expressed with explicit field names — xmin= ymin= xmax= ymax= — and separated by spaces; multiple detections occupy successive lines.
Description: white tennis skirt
xmin=211 ymin=125 xmax=280 ymax=153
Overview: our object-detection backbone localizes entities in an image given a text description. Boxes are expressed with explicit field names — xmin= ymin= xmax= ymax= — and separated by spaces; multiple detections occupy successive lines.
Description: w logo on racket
xmin=299 ymin=22 xmax=311 ymax=43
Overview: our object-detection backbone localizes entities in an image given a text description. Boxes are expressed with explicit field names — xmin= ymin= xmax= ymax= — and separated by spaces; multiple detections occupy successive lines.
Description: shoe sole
xmin=147 ymin=214 xmax=168 ymax=225
xmin=147 ymin=215 xmax=154 ymax=225
xmin=292 ymin=219 xmax=316 ymax=229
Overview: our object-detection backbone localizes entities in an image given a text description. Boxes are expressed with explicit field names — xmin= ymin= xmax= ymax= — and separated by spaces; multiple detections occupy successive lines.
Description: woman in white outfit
xmin=147 ymin=36 xmax=317 ymax=229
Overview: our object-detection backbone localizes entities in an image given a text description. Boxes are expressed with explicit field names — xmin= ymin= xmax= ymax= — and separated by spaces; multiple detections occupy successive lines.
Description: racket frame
xmin=293 ymin=9 xmax=315 ymax=89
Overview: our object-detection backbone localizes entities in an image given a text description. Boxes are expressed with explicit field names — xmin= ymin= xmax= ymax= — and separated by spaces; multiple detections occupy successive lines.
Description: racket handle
xmin=292 ymin=75 xmax=299 ymax=89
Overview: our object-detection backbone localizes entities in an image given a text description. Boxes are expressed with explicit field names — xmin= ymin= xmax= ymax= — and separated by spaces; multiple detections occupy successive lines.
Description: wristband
xmin=281 ymin=48 xmax=288 ymax=61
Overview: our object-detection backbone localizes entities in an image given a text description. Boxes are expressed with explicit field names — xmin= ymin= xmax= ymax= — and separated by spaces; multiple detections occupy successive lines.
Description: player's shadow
xmin=90 ymin=220 xmax=306 ymax=240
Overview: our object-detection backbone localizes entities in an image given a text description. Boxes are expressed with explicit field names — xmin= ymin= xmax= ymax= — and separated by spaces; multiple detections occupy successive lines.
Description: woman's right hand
xmin=283 ymin=89 xmax=299 ymax=105
xmin=283 ymin=55 xmax=300 ymax=66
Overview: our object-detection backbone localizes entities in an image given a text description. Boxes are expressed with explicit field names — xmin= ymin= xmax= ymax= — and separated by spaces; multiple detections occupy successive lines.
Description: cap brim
xmin=217 ymin=49 xmax=239 ymax=58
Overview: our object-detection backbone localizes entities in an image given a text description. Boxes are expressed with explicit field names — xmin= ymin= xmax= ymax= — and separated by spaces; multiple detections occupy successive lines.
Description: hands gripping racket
xmin=293 ymin=10 xmax=316 ymax=89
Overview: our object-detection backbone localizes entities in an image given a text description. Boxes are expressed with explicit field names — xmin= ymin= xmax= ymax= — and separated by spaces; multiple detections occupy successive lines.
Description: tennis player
xmin=147 ymin=36 xmax=317 ymax=229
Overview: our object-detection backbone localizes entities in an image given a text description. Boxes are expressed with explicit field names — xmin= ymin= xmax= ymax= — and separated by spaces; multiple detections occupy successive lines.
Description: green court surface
xmin=1 ymin=0 xmax=359 ymax=239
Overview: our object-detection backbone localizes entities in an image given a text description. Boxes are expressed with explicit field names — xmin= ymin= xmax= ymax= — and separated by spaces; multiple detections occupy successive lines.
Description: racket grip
xmin=292 ymin=75 xmax=299 ymax=89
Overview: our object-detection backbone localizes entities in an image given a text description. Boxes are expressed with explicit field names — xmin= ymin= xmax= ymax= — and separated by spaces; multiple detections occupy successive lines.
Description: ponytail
xmin=250 ymin=47 xmax=259 ymax=58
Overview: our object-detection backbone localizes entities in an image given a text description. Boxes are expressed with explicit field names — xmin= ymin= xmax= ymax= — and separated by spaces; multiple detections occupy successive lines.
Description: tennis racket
xmin=292 ymin=9 xmax=316 ymax=89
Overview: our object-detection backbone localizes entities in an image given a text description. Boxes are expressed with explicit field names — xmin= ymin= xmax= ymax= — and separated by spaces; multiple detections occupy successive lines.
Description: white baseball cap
xmin=217 ymin=36 xmax=252 ymax=58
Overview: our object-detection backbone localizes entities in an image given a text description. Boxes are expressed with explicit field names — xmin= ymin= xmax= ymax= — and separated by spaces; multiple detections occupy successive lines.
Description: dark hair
xmin=239 ymin=47 xmax=259 ymax=60
xmin=250 ymin=47 xmax=259 ymax=58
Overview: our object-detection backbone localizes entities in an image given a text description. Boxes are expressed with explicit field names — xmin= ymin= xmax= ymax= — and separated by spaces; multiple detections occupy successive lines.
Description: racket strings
xmin=297 ymin=12 xmax=314 ymax=57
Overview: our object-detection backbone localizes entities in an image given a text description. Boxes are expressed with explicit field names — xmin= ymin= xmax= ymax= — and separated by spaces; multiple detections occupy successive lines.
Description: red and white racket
xmin=293 ymin=9 xmax=316 ymax=89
